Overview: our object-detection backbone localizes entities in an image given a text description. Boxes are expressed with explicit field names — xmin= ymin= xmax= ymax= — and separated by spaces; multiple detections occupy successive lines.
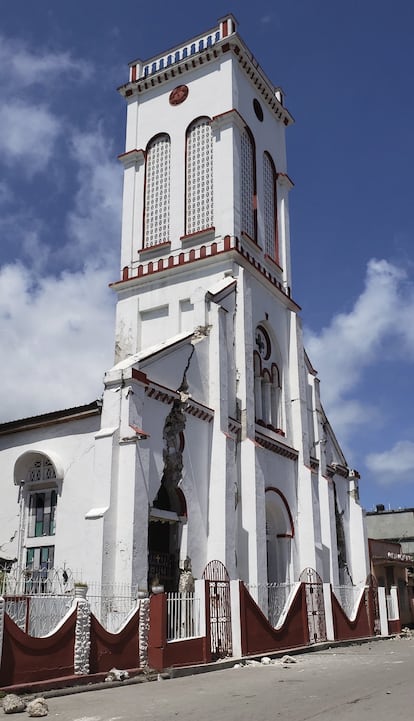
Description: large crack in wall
xmin=154 ymin=345 xmax=195 ymax=508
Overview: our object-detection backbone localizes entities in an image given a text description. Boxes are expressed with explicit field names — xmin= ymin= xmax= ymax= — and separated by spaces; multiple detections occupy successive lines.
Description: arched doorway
xmin=265 ymin=487 xmax=294 ymax=584
xmin=148 ymin=485 xmax=187 ymax=592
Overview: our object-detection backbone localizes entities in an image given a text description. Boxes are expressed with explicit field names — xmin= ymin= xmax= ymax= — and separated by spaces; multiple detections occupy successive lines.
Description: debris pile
xmin=104 ymin=667 xmax=130 ymax=682
xmin=397 ymin=626 xmax=414 ymax=639
xmin=233 ymin=654 xmax=298 ymax=669
xmin=1 ymin=696 xmax=48 ymax=717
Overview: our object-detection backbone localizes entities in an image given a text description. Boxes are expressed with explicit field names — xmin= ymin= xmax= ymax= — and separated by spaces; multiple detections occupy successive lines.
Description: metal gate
xmin=300 ymin=568 xmax=327 ymax=644
xmin=202 ymin=560 xmax=232 ymax=659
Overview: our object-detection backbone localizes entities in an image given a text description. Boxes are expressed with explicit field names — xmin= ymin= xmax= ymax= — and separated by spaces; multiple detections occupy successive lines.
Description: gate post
xmin=74 ymin=598 xmax=91 ymax=675
xmin=148 ymin=592 xmax=167 ymax=671
xmin=378 ymin=587 xmax=389 ymax=636
xmin=138 ymin=597 xmax=150 ymax=667
xmin=230 ymin=580 xmax=242 ymax=658
xmin=322 ymin=584 xmax=335 ymax=641
xmin=203 ymin=579 xmax=212 ymax=663
xmin=194 ymin=579 xmax=206 ymax=637
xmin=388 ymin=586 xmax=401 ymax=634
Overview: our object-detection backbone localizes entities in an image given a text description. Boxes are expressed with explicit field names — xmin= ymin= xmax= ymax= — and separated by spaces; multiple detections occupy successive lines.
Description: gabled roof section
xmin=206 ymin=276 xmax=237 ymax=303
xmin=111 ymin=330 xmax=196 ymax=372
xmin=105 ymin=329 xmax=209 ymax=386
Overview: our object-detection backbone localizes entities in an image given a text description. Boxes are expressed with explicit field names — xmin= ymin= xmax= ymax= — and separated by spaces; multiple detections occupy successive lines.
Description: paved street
xmin=48 ymin=638 xmax=414 ymax=721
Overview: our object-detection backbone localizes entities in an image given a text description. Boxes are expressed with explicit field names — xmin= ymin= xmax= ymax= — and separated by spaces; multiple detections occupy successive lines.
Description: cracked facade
xmin=0 ymin=16 xmax=369 ymax=599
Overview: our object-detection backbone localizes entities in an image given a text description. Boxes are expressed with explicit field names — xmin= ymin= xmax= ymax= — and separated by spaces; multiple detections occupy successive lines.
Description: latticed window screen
xmin=144 ymin=134 xmax=171 ymax=247
xmin=240 ymin=128 xmax=255 ymax=239
xmin=186 ymin=118 xmax=213 ymax=234
xmin=263 ymin=152 xmax=277 ymax=260
xmin=28 ymin=458 xmax=56 ymax=482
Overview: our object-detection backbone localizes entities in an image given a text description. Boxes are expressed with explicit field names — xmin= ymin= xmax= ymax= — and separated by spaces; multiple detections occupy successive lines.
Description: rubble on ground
xmin=104 ymin=667 xmax=130 ymax=682
xmin=233 ymin=654 xmax=299 ymax=669
xmin=26 ymin=699 xmax=48 ymax=718
xmin=397 ymin=626 xmax=414 ymax=639
xmin=2 ymin=695 xmax=26 ymax=714
xmin=1 ymin=696 xmax=49 ymax=717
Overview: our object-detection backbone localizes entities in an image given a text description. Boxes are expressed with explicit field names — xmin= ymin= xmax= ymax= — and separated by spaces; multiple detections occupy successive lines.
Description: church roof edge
xmin=0 ymin=400 xmax=102 ymax=436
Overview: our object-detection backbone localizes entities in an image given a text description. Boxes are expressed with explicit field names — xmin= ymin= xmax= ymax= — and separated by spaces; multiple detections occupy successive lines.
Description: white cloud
xmin=0 ymin=31 xmax=122 ymax=421
xmin=305 ymin=258 xmax=414 ymax=440
xmin=0 ymin=34 xmax=91 ymax=88
xmin=366 ymin=441 xmax=414 ymax=485
xmin=0 ymin=100 xmax=62 ymax=173
xmin=0 ymin=120 xmax=122 ymax=421
xmin=0 ymin=33 xmax=92 ymax=177
xmin=64 ymin=128 xmax=122 ymax=267
xmin=0 ymin=262 xmax=115 ymax=421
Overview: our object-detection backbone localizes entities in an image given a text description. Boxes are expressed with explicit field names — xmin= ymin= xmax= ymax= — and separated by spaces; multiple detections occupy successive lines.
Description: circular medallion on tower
xmin=169 ymin=85 xmax=189 ymax=106
xmin=253 ymin=98 xmax=264 ymax=121
xmin=255 ymin=325 xmax=271 ymax=360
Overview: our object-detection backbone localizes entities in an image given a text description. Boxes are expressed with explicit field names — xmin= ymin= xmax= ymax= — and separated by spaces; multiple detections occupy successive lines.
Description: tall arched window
xmin=13 ymin=452 xmax=62 ymax=580
xmin=263 ymin=152 xmax=279 ymax=263
xmin=240 ymin=127 xmax=256 ymax=240
xmin=186 ymin=117 xmax=213 ymax=234
xmin=143 ymin=133 xmax=171 ymax=248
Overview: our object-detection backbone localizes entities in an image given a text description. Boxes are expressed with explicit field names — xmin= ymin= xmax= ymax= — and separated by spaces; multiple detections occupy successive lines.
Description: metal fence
xmin=0 ymin=565 xmax=74 ymax=596
xmin=167 ymin=592 xmax=201 ymax=640
xmin=246 ymin=583 xmax=295 ymax=628
xmin=1 ymin=567 xmax=142 ymax=636
xmin=5 ymin=594 xmax=74 ymax=636
xmin=332 ymin=584 xmax=366 ymax=620
xmin=86 ymin=582 xmax=140 ymax=634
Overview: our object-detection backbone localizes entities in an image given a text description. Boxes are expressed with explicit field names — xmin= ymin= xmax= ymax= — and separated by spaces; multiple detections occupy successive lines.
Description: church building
xmin=0 ymin=15 xmax=369 ymax=599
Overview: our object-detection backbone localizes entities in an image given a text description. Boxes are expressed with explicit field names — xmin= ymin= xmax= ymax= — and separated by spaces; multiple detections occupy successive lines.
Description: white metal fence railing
xmin=246 ymin=583 xmax=295 ymax=628
xmin=332 ymin=584 xmax=366 ymax=620
xmin=86 ymin=582 xmax=140 ymax=634
xmin=1 ymin=567 xmax=142 ymax=636
xmin=167 ymin=592 xmax=200 ymax=640
xmin=0 ymin=565 xmax=74 ymax=596
xmin=5 ymin=594 xmax=74 ymax=637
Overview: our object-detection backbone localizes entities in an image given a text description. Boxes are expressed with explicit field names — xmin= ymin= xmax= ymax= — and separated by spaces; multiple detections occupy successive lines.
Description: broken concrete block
xmin=2 ymin=695 xmax=26 ymax=714
xmin=261 ymin=656 xmax=272 ymax=665
xmin=281 ymin=654 xmax=297 ymax=664
xmin=104 ymin=667 xmax=129 ymax=682
xmin=26 ymin=699 xmax=48 ymax=717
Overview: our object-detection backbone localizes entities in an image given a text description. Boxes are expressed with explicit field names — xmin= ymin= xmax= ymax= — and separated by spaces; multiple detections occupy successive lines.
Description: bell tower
xmin=114 ymin=14 xmax=294 ymax=361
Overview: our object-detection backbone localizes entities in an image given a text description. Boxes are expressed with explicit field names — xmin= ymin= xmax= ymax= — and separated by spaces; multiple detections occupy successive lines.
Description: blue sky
xmin=1 ymin=1 xmax=413 ymax=511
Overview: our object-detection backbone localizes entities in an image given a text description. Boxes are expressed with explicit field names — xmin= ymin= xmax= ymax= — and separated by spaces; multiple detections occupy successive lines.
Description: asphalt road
xmin=47 ymin=638 xmax=414 ymax=721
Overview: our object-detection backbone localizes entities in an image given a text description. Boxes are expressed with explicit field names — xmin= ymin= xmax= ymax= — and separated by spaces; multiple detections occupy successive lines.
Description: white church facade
xmin=0 ymin=15 xmax=369 ymax=598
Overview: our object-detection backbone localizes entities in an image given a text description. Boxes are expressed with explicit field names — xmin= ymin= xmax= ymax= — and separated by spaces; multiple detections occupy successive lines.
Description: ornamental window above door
xmin=254 ymin=324 xmax=283 ymax=434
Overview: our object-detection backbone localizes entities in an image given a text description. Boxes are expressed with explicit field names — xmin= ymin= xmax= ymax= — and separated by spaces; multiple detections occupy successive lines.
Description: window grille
xmin=186 ymin=118 xmax=213 ymax=234
xmin=28 ymin=458 xmax=56 ymax=482
xmin=144 ymin=134 xmax=171 ymax=247
xmin=241 ymin=128 xmax=255 ymax=239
